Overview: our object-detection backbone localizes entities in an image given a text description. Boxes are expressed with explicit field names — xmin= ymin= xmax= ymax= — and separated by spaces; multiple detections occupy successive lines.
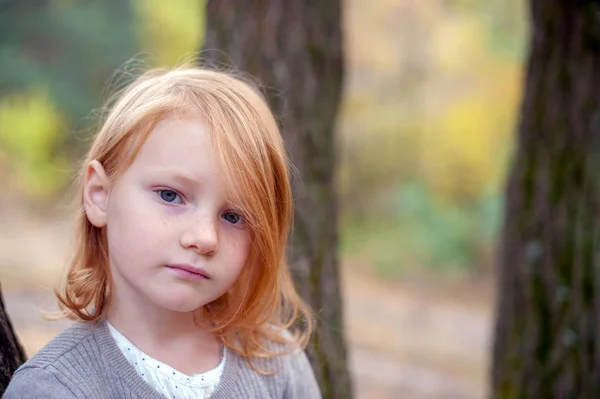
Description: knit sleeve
xmin=284 ymin=349 xmax=322 ymax=399
xmin=3 ymin=366 xmax=79 ymax=399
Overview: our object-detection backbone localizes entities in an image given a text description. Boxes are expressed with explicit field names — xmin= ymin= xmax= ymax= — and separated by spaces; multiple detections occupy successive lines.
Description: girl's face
xmin=84 ymin=116 xmax=251 ymax=314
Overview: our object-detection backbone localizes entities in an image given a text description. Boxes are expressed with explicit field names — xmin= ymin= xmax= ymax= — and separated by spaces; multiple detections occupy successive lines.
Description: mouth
xmin=166 ymin=264 xmax=210 ymax=280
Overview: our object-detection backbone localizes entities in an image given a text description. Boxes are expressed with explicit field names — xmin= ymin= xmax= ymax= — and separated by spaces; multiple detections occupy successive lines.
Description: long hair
xmin=56 ymin=66 xmax=313 ymax=367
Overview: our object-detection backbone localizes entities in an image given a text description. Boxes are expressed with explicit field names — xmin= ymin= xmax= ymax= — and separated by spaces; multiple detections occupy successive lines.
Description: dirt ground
xmin=0 ymin=209 xmax=492 ymax=398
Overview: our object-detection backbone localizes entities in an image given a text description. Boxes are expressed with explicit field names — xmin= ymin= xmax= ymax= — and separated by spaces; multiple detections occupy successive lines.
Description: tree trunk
xmin=201 ymin=1 xmax=351 ymax=398
xmin=0 ymin=286 xmax=26 ymax=394
xmin=492 ymin=1 xmax=600 ymax=397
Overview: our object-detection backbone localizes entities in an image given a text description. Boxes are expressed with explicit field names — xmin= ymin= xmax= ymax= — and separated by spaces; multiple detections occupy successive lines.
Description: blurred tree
xmin=202 ymin=1 xmax=352 ymax=398
xmin=493 ymin=1 xmax=600 ymax=396
xmin=0 ymin=286 xmax=26 ymax=394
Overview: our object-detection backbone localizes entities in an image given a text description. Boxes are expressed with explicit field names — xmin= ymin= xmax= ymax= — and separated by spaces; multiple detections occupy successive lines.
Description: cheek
xmin=222 ymin=231 xmax=251 ymax=274
xmin=106 ymin=195 xmax=166 ymax=262
xmin=233 ymin=232 xmax=251 ymax=265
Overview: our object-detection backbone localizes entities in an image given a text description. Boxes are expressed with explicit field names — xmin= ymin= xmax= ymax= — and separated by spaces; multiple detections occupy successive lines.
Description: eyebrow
xmin=151 ymin=169 xmax=202 ymax=188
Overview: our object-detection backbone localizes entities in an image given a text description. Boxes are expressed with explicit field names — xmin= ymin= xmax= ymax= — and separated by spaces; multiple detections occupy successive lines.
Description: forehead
xmin=126 ymin=115 xmax=245 ymax=202
xmin=136 ymin=116 xmax=212 ymax=163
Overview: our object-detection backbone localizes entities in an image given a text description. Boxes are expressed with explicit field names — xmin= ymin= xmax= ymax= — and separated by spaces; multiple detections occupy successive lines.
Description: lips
xmin=166 ymin=264 xmax=210 ymax=279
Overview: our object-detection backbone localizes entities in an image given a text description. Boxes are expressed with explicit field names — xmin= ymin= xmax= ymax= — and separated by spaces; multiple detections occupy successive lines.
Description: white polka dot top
xmin=108 ymin=323 xmax=225 ymax=399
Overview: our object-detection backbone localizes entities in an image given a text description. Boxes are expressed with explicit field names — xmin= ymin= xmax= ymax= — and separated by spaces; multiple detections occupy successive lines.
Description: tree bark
xmin=202 ymin=1 xmax=351 ymax=398
xmin=0 ymin=286 xmax=26 ymax=394
xmin=492 ymin=1 xmax=600 ymax=397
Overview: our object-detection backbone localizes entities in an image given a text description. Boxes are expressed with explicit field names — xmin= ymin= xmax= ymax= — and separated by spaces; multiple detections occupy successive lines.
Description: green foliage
xmin=395 ymin=183 xmax=501 ymax=270
xmin=0 ymin=90 xmax=68 ymax=197
xmin=0 ymin=0 xmax=139 ymax=202
xmin=341 ymin=182 xmax=502 ymax=278
xmin=133 ymin=0 xmax=205 ymax=67
xmin=0 ymin=0 xmax=139 ymax=200
xmin=0 ymin=0 xmax=139 ymax=122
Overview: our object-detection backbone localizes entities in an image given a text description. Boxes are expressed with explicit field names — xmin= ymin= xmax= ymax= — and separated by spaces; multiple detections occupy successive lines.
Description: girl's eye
xmin=157 ymin=190 xmax=182 ymax=204
xmin=222 ymin=211 xmax=244 ymax=225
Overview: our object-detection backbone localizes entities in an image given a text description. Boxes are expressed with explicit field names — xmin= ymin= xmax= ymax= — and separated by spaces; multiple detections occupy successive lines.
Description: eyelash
xmin=154 ymin=189 xmax=245 ymax=225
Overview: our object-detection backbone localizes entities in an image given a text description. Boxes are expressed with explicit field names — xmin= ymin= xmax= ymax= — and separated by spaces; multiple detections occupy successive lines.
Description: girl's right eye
xmin=157 ymin=189 xmax=183 ymax=204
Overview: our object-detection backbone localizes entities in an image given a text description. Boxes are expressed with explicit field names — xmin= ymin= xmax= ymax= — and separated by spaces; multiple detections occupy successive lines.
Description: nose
xmin=180 ymin=216 xmax=218 ymax=256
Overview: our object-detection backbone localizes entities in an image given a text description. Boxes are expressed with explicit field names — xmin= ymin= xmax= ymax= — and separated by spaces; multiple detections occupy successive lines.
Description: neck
xmin=106 ymin=283 xmax=221 ymax=374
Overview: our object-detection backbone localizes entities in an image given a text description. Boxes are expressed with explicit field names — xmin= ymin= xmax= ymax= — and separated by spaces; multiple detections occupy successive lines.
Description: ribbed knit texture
xmin=3 ymin=320 xmax=321 ymax=399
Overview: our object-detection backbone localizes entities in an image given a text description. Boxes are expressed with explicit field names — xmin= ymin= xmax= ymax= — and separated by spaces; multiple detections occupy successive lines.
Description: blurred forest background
xmin=0 ymin=0 xmax=526 ymax=398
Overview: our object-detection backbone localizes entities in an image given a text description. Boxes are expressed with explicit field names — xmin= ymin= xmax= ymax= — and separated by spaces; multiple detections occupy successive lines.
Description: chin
xmin=160 ymin=300 xmax=205 ymax=313
xmin=152 ymin=292 xmax=207 ymax=313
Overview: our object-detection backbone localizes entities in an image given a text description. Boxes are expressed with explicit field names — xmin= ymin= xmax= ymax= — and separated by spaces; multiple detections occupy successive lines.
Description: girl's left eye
xmin=222 ymin=211 xmax=244 ymax=225
xmin=157 ymin=190 xmax=183 ymax=204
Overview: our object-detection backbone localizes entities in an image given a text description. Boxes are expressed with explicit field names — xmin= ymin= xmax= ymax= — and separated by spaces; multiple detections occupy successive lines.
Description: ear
xmin=83 ymin=160 xmax=110 ymax=228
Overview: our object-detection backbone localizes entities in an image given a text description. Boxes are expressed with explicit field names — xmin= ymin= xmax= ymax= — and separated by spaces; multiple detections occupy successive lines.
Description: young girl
xmin=4 ymin=67 xmax=321 ymax=398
